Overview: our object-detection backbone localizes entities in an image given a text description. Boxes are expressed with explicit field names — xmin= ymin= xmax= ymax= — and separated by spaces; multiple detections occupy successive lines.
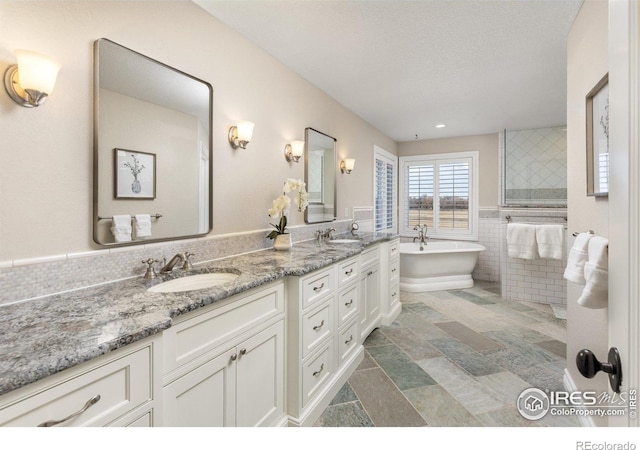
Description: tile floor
xmin=314 ymin=282 xmax=580 ymax=427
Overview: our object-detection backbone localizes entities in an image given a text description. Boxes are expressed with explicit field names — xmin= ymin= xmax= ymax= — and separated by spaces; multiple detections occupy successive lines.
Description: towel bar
xmin=98 ymin=214 xmax=162 ymax=221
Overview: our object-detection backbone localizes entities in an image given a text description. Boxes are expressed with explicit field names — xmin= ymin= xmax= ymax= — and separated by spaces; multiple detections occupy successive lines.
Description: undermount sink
xmin=327 ymin=239 xmax=361 ymax=244
xmin=147 ymin=272 xmax=239 ymax=293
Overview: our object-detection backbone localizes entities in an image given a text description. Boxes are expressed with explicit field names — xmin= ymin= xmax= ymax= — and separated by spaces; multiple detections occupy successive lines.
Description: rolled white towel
xmin=577 ymin=236 xmax=609 ymax=309
xmin=536 ymin=224 xmax=565 ymax=260
xmin=507 ymin=223 xmax=538 ymax=260
xmin=111 ymin=215 xmax=132 ymax=243
xmin=134 ymin=214 xmax=152 ymax=239
xmin=564 ymin=232 xmax=592 ymax=284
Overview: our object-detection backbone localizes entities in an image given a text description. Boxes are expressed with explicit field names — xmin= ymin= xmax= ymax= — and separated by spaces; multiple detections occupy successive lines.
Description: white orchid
xmin=267 ymin=178 xmax=309 ymax=240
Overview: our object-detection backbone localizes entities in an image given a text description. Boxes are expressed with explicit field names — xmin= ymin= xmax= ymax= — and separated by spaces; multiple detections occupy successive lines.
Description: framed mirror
xmin=93 ymin=39 xmax=213 ymax=246
xmin=304 ymin=128 xmax=337 ymax=224
xmin=586 ymin=73 xmax=609 ymax=197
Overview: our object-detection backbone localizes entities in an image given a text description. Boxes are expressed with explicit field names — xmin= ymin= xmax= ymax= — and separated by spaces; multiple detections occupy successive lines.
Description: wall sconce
xmin=4 ymin=50 xmax=61 ymax=108
xmin=340 ymin=158 xmax=356 ymax=174
xmin=228 ymin=120 xmax=255 ymax=149
xmin=284 ymin=140 xmax=304 ymax=163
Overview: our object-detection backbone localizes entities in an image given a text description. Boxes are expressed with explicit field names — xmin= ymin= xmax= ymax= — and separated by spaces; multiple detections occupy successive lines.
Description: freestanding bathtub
xmin=399 ymin=241 xmax=486 ymax=292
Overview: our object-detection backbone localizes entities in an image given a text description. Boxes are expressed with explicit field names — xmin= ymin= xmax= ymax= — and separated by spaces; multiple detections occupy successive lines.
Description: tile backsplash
xmin=0 ymin=220 xmax=352 ymax=306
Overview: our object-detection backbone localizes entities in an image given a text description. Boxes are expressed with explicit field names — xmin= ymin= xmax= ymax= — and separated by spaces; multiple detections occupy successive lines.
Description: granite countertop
xmin=0 ymin=232 xmax=396 ymax=397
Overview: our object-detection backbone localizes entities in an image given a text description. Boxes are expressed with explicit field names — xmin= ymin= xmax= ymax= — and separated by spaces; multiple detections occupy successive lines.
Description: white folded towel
xmin=563 ymin=233 xmax=593 ymax=284
xmin=110 ymin=215 xmax=132 ymax=243
xmin=535 ymin=224 xmax=565 ymax=260
xmin=578 ymin=236 xmax=609 ymax=309
xmin=134 ymin=214 xmax=152 ymax=239
xmin=507 ymin=223 xmax=538 ymax=260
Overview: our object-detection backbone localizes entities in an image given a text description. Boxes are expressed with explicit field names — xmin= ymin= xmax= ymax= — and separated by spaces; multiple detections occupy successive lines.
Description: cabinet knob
xmin=230 ymin=353 xmax=238 ymax=361
xmin=239 ymin=348 xmax=247 ymax=356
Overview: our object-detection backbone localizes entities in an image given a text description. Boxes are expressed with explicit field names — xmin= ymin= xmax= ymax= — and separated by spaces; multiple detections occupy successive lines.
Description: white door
xmin=608 ymin=0 xmax=639 ymax=427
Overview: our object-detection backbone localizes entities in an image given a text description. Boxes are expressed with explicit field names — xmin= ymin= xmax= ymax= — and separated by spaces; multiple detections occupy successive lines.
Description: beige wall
xmin=566 ymin=0 xmax=609 ymax=424
xmin=0 ymin=1 xmax=396 ymax=261
xmin=397 ymin=133 xmax=500 ymax=207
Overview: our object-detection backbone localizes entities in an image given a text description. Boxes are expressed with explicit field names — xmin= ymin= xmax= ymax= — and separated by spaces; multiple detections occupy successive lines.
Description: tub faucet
xmin=413 ymin=224 xmax=429 ymax=251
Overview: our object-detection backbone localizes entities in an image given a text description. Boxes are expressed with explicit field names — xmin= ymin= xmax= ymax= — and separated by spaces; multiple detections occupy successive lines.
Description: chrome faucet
xmin=323 ymin=228 xmax=336 ymax=240
xmin=413 ymin=224 xmax=429 ymax=251
xmin=160 ymin=252 xmax=191 ymax=274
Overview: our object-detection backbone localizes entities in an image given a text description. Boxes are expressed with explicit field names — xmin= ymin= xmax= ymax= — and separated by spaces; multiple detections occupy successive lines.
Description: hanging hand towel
xmin=577 ymin=236 xmax=609 ymax=309
xmin=506 ymin=223 xmax=538 ymax=260
xmin=563 ymin=232 xmax=593 ymax=284
xmin=535 ymin=224 xmax=565 ymax=260
xmin=134 ymin=214 xmax=152 ymax=239
xmin=110 ymin=215 xmax=132 ymax=243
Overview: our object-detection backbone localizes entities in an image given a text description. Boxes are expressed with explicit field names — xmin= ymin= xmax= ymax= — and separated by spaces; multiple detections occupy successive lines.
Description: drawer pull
xmin=38 ymin=394 xmax=101 ymax=427
xmin=345 ymin=335 xmax=354 ymax=345
xmin=367 ymin=271 xmax=373 ymax=276
xmin=313 ymin=320 xmax=325 ymax=331
xmin=344 ymin=268 xmax=354 ymax=276
xmin=313 ymin=282 xmax=325 ymax=292
xmin=345 ymin=299 xmax=354 ymax=307
xmin=239 ymin=348 xmax=247 ymax=356
xmin=230 ymin=353 xmax=238 ymax=361
xmin=392 ymin=292 xmax=397 ymax=297
xmin=391 ymin=268 xmax=397 ymax=273
xmin=312 ymin=363 xmax=325 ymax=377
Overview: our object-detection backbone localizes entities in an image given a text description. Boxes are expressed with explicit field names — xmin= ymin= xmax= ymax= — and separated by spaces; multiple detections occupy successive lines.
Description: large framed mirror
xmin=304 ymin=128 xmax=336 ymax=223
xmin=93 ymin=39 xmax=213 ymax=246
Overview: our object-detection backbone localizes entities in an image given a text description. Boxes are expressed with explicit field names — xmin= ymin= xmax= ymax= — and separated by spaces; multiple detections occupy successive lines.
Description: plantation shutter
xmin=405 ymin=164 xmax=434 ymax=229
xmin=374 ymin=148 xmax=397 ymax=232
xmin=437 ymin=162 xmax=470 ymax=231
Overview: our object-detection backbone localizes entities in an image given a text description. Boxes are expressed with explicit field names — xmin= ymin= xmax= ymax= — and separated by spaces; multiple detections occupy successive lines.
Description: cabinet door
xmin=365 ymin=268 xmax=380 ymax=324
xmin=163 ymin=348 xmax=237 ymax=427
xmin=236 ymin=321 xmax=284 ymax=427
xmin=360 ymin=268 xmax=380 ymax=341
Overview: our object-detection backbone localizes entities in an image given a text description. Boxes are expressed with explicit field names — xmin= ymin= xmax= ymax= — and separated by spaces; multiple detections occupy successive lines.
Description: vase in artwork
xmin=131 ymin=177 xmax=141 ymax=194
xmin=273 ymin=233 xmax=292 ymax=251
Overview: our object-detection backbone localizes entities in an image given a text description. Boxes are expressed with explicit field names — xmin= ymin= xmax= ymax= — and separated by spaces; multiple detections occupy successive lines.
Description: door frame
xmin=608 ymin=0 xmax=639 ymax=427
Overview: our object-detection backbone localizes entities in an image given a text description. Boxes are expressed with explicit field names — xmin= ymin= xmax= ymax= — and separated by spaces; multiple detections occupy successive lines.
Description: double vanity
xmin=0 ymin=233 xmax=400 ymax=427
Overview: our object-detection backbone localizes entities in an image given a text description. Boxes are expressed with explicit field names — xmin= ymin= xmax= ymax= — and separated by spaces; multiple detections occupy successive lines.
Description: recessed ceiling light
xmin=435 ymin=124 xmax=446 ymax=128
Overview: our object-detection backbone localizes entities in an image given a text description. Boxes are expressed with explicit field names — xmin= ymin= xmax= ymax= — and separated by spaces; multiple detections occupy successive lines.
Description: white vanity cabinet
xmin=285 ymin=256 xmax=363 ymax=426
xmin=162 ymin=281 xmax=286 ymax=427
xmin=0 ymin=336 xmax=161 ymax=427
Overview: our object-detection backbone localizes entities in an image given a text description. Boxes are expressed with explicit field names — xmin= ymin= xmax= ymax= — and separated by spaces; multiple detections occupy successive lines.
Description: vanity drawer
xmin=338 ymin=320 xmax=359 ymax=365
xmin=338 ymin=283 xmax=359 ymax=327
xmin=389 ymin=258 xmax=400 ymax=284
xmin=337 ymin=257 xmax=359 ymax=287
xmin=360 ymin=245 xmax=380 ymax=270
xmin=302 ymin=301 xmax=333 ymax=357
xmin=301 ymin=268 xmax=334 ymax=309
xmin=164 ymin=282 xmax=284 ymax=375
xmin=0 ymin=343 xmax=152 ymax=427
xmin=302 ymin=343 xmax=333 ymax=408
xmin=389 ymin=239 xmax=400 ymax=260
xmin=390 ymin=282 xmax=400 ymax=308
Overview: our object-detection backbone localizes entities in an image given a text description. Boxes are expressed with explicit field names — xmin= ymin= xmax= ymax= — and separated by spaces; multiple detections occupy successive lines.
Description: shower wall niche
xmin=502 ymin=126 xmax=567 ymax=206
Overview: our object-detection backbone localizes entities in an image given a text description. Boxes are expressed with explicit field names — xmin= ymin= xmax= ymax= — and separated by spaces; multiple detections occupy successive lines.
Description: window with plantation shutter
xmin=400 ymin=152 xmax=478 ymax=240
xmin=374 ymin=146 xmax=397 ymax=233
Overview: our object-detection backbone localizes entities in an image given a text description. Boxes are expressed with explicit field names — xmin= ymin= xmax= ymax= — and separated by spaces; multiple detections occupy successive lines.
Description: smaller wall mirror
xmin=304 ymin=128 xmax=336 ymax=223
